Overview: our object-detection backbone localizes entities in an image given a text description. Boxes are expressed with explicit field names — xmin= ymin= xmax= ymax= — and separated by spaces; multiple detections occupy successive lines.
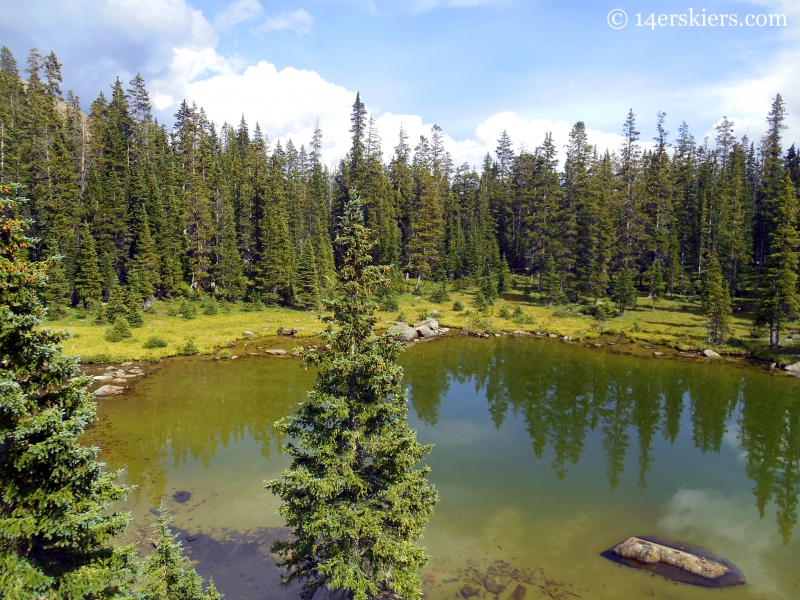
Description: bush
xmin=395 ymin=312 xmax=407 ymax=324
xmin=498 ymin=304 xmax=511 ymax=319
xmin=105 ymin=316 xmax=132 ymax=342
xmin=378 ymin=291 xmax=399 ymax=311
xmin=179 ymin=298 xmax=197 ymax=320
xmin=74 ymin=301 xmax=87 ymax=320
xmin=416 ymin=309 xmax=429 ymax=322
xmin=93 ymin=304 xmax=108 ymax=325
xmin=143 ymin=336 xmax=168 ymax=349
xmin=473 ymin=290 xmax=488 ymax=312
xmin=201 ymin=295 xmax=219 ymax=315
xmin=429 ymin=283 xmax=450 ymax=303
xmin=240 ymin=299 xmax=265 ymax=312
xmin=218 ymin=349 xmax=231 ymax=358
xmin=180 ymin=338 xmax=198 ymax=355
xmin=452 ymin=300 xmax=464 ymax=312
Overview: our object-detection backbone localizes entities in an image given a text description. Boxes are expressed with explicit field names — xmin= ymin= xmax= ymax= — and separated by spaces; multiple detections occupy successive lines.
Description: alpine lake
xmin=84 ymin=335 xmax=800 ymax=600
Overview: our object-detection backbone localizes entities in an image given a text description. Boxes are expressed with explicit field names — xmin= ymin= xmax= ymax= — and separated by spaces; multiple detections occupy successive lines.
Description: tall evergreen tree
xmin=72 ymin=222 xmax=102 ymax=307
xmin=755 ymin=172 xmax=799 ymax=348
xmin=266 ymin=199 xmax=438 ymax=600
xmin=0 ymin=185 xmax=137 ymax=598
xmin=702 ymin=251 xmax=732 ymax=345
xmin=295 ymin=239 xmax=320 ymax=310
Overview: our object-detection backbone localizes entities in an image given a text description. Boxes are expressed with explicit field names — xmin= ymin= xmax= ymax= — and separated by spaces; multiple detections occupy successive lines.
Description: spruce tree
xmin=266 ymin=199 xmax=438 ymax=600
xmin=645 ymin=257 xmax=664 ymax=310
xmin=612 ymin=267 xmax=638 ymax=316
xmin=755 ymin=172 xmax=800 ymax=348
xmin=0 ymin=185 xmax=136 ymax=597
xmin=295 ymin=240 xmax=320 ymax=310
xmin=72 ymin=222 xmax=102 ymax=307
xmin=139 ymin=507 xmax=222 ymax=600
xmin=702 ymin=251 xmax=732 ymax=345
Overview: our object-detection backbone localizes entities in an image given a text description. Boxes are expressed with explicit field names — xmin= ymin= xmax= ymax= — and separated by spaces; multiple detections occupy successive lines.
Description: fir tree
xmin=72 ymin=223 xmax=102 ymax=307
xmin=645 ymin=257 xmax=664 ymax=310
xmin=295 ymin=240 xmax=320 ymax=310
xmin=702 ymin=251 xmax=732 ymax=345
xmin=543 ymin=255 xmax=565 ymax=305
xmin=612 ymin=267 xmax=638 ymax=316
xmin=139 ymin=507 xmax=222 ymax=600
xmin=266 ymin=198 xmax=438 ymax=600
xmin=755 ymin=172 xmax=800 ymax=348
xmin=0 ymin=184 xmax=136 ymax=597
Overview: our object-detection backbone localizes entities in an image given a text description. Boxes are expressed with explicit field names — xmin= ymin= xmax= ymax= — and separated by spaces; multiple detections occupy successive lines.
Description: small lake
xmin=89 ymin=337 xmax=800 ymax=600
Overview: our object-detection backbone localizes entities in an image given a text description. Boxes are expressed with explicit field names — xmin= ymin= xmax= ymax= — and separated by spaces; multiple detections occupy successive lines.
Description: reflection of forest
xmin=89 ymin=359 xmax=314 ymax=507
xmin=402 ymin=338 xmax=800 ymax=542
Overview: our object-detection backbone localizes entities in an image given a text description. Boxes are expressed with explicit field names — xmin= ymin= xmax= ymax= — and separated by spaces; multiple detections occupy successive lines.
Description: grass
xmin=44 ymin=276 xmax=800 ymax=365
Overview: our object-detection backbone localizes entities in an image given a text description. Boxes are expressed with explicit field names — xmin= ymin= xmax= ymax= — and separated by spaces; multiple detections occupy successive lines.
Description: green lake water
xmin=90 ymin=337 xmax=800 ymax=600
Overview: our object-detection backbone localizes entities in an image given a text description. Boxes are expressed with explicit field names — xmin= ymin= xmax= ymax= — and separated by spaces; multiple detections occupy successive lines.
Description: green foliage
xmin=645 ymin=257 xmax=664 ymax=310
xmin=73 ymin=222 xmax=103 ymax=308
xmin=240 ymin=299 xmax=265 ymax=312
xmin=139 ymin=506 xmax=222 ymax=600
xmin=266 ymin=199 xmax=438 ymax=600
xmin=0 ymin=186 xmax=137 ymax=598
xmin=543 ymin=255 xmax=566 ymax=305
xmin=295 ymin=240 xmax=320 ymax=310
xmin=377 ymin=287 xmax=399 ymax=311
xmin=200 ymin=294 xmax=218 ymax=316
xmin=179 ymin=298 xmax=197 ymax=320
xmin=612 ymin=267 xmax=638 ymax=316
xmin=592 ymin=300 xmax=616 ymax=332
xmin=105 ymin=315 xmax=132 ymax=342
xmin=498 ymin=304 xmax=511 ymax=319
xmin=180 ymin=338 xmax=198 ymax=355
xmin=702 ymin=252 xmax=733 ymax=345
xmin=429 ymin=282 xmax=450 ymax=303
xmin=473 ymin=289 xmax=488 ymax=312
xmin=755 ymin=172 xmax=800 ymax=348
xmin=452 ymin=300 xmax=464 ymax=312
xmin=143 ymin=336 xmax=168 ymax=349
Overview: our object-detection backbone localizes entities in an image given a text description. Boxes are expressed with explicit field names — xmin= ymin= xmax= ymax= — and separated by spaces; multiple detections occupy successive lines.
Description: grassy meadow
xmin=45 ymin=276 xmax=800 ymax=366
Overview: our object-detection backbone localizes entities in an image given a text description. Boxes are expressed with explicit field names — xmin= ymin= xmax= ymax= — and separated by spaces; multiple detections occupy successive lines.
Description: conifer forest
xmin=1 ymin=45 xmax=799 ymax=346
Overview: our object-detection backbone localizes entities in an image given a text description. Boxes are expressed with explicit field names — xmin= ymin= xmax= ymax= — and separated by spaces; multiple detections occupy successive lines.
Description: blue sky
xmin=2 ymin=0 xmax=797 ymax=165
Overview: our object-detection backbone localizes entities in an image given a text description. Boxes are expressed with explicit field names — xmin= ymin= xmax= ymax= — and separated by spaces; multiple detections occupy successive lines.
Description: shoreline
xmin=81 ymin=327 xmax=798 ymax=399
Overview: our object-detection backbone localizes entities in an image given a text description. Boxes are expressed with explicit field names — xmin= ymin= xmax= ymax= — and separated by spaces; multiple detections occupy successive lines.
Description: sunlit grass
xmin=45 ymin=276 xmax=799 ymax=364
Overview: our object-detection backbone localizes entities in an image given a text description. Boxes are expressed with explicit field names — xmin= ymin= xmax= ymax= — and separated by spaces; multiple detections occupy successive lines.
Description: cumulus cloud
xmin=213 ymin=0 xmax=263 ymax=31
xmin=660 ymin=489 xmax=790 ymax=599
xmin=260 ymin=9 xmax=314 ymax=36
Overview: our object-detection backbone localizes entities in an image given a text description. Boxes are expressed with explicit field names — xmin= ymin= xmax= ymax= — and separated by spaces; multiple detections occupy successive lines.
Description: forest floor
xmin=46 ymin=276 xmax=800 ymax=366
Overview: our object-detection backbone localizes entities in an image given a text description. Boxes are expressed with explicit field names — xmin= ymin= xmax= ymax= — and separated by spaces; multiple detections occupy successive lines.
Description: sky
xmin=2 ymin=0 xmax=798 ymax=167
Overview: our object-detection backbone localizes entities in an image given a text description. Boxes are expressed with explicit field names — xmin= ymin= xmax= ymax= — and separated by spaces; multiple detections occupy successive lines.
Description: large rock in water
xmin=484 ymin=573 xmax=512 ymax=594
xmin=94 ymin=385 xmax=124 ymax=397
xmin=603 ymin=536 xmax=745 ymax=588
xmin=416 ymin=325 xmax=437 ymax=339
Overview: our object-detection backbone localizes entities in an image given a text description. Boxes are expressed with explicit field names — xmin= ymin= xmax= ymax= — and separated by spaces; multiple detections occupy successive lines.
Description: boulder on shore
xmin=785 ymin=361 xmax=800 ymax=376
xmin=416 ymin=325 xmax=437 ymax=339
xmin=266 ymin=349 xmax=287 ymax=356
xmin=701 ymin=349 xmax=720 ymax=358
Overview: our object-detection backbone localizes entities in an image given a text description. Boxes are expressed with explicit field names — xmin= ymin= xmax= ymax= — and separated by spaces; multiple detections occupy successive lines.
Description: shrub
xmin=93 ymin=304 xmax=108 ymax=325
xmin=241 ymin=299 xmax=265 ymax=312
xmin=218 ymin=349 xmax=231 ymax=358
xmin=105 ymin=316 xmax=132 ymax=342
xmin=378 ymin=291 xmax=399 ymax=311
xmin=416 ymin=309 xmax=429 ymax=322
xmin=201 ymin=295 xmax=218 ymax=315
xmin=179 ymin=298 xmax=197 ymax=320
xmin=473 ymin=290 xmax=488 ymax=312
xmin=180 ymin=338 xmax=198 ymax=355
xmin=143 ymin=336 xmax=168 ymax=349
xmin=452 ymin=300 xmax=464 ymax=312
xmin=395 ymin=312 xmax=407 ymax=324
xmin=429 ymin=282 xmax=450 ymax=303
xmin=498 ymin=304 xmax=511 ymax=319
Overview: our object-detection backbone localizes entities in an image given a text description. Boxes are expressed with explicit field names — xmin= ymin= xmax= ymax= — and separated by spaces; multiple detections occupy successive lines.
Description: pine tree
xmin=702 ymin=251 xmax=732 ymax=345
xmin=645 ymin=257 xmax=664 ymax=310
xmin=214 ymin=200 xmax=245 ymax=301
xmin=140 ymin=507 xmax=222 ymax=600
xmin=72 ymin=222 xmax=102 ymax=307
xmin=0 ymin=184 xmax=137 ymax=597
xmin=543 ymin=255 xmax=565 ymax=305
xmin=106 ymin=277 xmax=128 ymax=323
xmin=295 ymin=239 xmax=320 ymax=310
xmin=612 ymin=267 xmax=638 ymax=316
xmin=755 ymin=172 xmax=800 ymax=348
xmin=130 ymin=205 xmax=159 ymax=299
xmin=266 ymin=198 xmax=438 ymax=600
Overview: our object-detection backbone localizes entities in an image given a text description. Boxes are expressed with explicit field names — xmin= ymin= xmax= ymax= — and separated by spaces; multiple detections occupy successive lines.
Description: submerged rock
xmin=172 ymin=490 xmax=192 ymax=503
xmin=604 ymin=536 xmax=745 ymax=588
xmin=508 ymin=584 xmax=527 ymax=600
xmin=459 ymin=585 xmax=481 ymax=599
xmin=484 ymin=573 xmax=512 ymax=594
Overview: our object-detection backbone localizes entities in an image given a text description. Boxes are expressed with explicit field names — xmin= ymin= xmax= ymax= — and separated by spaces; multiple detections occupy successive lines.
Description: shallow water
xmin=89 ymin=337 xmax=800 ymax=600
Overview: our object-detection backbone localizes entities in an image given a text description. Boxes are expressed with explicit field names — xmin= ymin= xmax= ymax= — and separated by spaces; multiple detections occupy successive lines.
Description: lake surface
xmin=89 ymin=337 xmax=800 ymax=600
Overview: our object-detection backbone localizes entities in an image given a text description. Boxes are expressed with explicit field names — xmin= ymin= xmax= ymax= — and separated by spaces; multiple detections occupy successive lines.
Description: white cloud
xmin=213 ymin=0 xmax=263 ymax=31
xmin=660 ymin=489 xmax=791 ymax=599
xmin=410 ymin=0 xmax=508 ymax=12
xmin=260 ymin=9 xmax=314 ymax=36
